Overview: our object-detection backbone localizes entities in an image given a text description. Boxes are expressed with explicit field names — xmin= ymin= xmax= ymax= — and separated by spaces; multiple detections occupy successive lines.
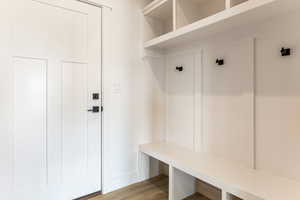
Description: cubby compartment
xmin=230 ymin=0 xmax=249 ymax=7
xmin=145 ymin=157 xmax=170 ymax=198
xmin=176 ymin=0 xmax=226 ymax=29
xmin=159 ymin=160 xmax=169 ymax=176
xmin=196 ymin=179 xmax=222 ymax=200
xmin=171 ymin=167 xmax=219 ymax=200
xmin=147 ymin=156 xmax=170 ymax=177
xmin=143 ymin=0 xmax=174 ymax=41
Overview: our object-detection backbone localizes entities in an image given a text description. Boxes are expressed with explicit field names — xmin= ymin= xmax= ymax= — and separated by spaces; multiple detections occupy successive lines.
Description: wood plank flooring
xmin=85 ymin=175 xmax=210 ymax=200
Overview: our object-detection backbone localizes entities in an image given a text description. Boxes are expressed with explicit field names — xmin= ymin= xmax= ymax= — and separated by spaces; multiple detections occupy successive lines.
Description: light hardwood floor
xmin=83 ymin=175 xmax=210 ymax=200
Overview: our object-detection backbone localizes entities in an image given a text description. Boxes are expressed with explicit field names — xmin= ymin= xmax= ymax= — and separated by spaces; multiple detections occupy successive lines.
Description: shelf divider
xmin=226 ymin=0 xmax=231 ymax=9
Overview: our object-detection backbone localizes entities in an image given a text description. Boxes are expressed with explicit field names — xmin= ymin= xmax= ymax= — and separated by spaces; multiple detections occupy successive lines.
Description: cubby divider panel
xmin=196 ymin=179 xmax=222 ymax=200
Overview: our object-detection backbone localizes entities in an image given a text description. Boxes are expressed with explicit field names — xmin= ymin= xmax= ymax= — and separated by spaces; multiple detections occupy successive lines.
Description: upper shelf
xmin=144 ymin=0 xmax=300 ymax=50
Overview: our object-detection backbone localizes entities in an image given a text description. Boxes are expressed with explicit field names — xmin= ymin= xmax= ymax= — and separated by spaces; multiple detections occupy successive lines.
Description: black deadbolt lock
xmin=281 ymin=47 xmax=291 ymax=56
xmin=88 ymin=106 xmax=100 ymax=113
xmin=92 ymin=93 xmax=100 ymax=100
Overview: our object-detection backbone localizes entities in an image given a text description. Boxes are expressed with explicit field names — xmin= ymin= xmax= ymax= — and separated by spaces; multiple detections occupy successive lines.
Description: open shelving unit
xmin=142 ymin=0 xmax=300 ymax=49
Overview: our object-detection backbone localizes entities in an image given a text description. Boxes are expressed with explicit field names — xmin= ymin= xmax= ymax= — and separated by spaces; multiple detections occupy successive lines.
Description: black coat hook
xmin=216 ymin=59 xmax=224 ymax=66
xmin=175 ymin=66 xmax=184 ymax=72
xmin=281 ymin=47 xmax=291 ymax=56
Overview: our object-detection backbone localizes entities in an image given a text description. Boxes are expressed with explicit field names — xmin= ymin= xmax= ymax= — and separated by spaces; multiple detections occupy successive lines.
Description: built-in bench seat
xmin=139 ymin=142 xmax=300 ymax=200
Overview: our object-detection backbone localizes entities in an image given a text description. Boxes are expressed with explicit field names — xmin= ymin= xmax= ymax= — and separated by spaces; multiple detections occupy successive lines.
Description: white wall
xmin=94 ymin=0 xmax=166 ymax=193
xmin=164 ymin=10 xmax=300 ymax=181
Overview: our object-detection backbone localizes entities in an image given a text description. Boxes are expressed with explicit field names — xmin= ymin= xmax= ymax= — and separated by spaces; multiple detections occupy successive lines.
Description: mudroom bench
xmin=139 ymin=142 xmax=300 ymax=200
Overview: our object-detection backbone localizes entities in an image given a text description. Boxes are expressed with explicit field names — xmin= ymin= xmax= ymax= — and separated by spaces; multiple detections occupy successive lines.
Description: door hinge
xmin=101 ymin=106 xmax=104 ymax=112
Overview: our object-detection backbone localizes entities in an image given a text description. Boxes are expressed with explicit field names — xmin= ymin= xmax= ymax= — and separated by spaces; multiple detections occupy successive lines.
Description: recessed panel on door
xmin=13 ymin=57 xmax=47 ymax=199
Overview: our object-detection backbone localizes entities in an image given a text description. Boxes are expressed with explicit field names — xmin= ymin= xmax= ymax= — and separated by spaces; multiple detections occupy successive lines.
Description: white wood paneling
xmin=166 ymin=53 xmax=195 ymax=150
xmin=255 ymin=13 xmax=300 ymax=180
xmin=13 ymin=57 xmax=47 ymax=200
xmin=202 ymin=39 xmax=255 ymax=168
xmin=165 ymin=39 xmax=254 ymax=166
xmin=163 ymin=9 xmax=300 ymax=184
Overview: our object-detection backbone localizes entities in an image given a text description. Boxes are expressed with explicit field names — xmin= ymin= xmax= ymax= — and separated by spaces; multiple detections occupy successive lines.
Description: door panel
xmin=13 ymin=57 xmax=47 ymax=199
xmin=0 ymin=0 xmax=102 ymax=199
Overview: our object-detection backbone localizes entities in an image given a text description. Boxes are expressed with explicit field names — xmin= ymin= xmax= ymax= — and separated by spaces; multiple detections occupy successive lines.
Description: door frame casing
xmin=100 ymin=5 xmax=113 ymax=194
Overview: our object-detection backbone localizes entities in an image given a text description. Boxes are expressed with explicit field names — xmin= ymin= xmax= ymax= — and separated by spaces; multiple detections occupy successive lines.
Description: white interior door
xmin=0 ymin=0 xmax=102 ymax=199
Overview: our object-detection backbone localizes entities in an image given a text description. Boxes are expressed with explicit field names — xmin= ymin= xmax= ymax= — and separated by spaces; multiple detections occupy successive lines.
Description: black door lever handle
xmin=88 ymin=106 xmax=100 ymax=113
